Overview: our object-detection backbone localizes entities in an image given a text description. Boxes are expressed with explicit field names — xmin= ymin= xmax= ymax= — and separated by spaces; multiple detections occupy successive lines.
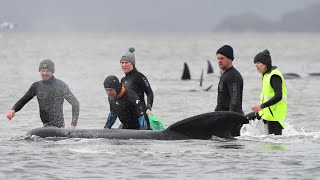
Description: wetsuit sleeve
xmin=261 ymin=75 xmax=282 ymax=108
xmin=227 ymin=78 xmax=242 ymax=112
xmin=140 ymin=74 xmax=154 ymax=109
xmin=63 ymin=85 xmax=80 ymax=126
xmin=104 ymin=112 xmax=117 ymax=129
xmin=130 ymin=92 xmax=150 ymax=129
xmin=12 ymin=83 xmax=37 ymax=112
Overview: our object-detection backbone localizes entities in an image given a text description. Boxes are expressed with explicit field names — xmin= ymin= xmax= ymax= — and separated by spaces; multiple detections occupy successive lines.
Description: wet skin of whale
xmin=27 ymin=111 xmax=248 ymax=140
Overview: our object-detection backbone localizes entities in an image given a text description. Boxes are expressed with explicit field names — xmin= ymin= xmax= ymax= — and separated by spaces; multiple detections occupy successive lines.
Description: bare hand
xmin=68 ymin=125 xmax=76 ymax=129
xmin=7 ymin=110 xmax=16 ymax=120
xmin=251 ymin=105 xmax=262 ymax=112
xmin=146 ymin=109 xmax=152 ymax=115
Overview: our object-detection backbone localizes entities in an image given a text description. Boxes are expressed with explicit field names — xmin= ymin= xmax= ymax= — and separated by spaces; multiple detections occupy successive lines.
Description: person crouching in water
xmin=247 ymin=49 xmax=288 ymax=135
xmin=103 ymin=75 xmax=150 ymax=130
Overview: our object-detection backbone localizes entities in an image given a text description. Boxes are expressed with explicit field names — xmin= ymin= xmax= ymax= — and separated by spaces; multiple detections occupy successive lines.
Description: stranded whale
xmin=27 ymin=111 xmax=248 ymax=140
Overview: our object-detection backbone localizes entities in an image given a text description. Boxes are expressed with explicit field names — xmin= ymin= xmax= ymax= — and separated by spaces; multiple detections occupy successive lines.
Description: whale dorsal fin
xmin=207 ymin=60 xmax=214 ymax=74
xmin=181 ymin=62 xmax=191 ymax=80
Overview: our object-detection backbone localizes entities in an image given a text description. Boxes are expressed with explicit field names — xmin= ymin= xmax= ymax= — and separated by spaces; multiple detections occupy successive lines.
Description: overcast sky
xmin=0 ymin=0 xmax=318 ymax=32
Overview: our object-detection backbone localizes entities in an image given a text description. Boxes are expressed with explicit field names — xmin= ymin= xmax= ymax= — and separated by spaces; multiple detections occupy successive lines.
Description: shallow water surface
xmin=1 ymin=33 xmax=320 ymax=179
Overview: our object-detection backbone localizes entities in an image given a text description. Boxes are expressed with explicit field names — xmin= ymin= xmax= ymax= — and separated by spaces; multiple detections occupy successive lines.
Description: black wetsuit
xmin=12 ymin=76 xmax=80 ymax=128
xmin=106 ymin=88 xmax=148 ymax=129
xmin=215 ymin=66 xmax=244 ymax=136
xmin=121 ymin=68 xmax=154 ymax=110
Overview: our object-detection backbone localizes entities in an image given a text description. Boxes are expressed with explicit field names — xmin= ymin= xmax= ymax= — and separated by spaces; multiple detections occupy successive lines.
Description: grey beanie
xmin=120 ymin=47 xmax=135 ymax=65
xmin=39 ymin=59 xmax=55 ymax=73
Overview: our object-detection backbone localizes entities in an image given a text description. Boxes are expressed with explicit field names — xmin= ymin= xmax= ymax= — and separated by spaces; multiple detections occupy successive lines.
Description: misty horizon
xmin=0 ymin=0 xmax=319 ymax=32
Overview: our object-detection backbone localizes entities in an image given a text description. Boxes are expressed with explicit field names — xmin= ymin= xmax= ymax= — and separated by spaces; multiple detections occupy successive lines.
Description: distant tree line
xmin=214 ymin=3 xmax=320 ymax=32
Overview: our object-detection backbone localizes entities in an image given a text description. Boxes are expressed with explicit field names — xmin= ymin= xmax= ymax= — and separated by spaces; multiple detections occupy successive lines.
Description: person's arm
xmin=130 ymin=92 xmax=150 ymax=130
xmin=261 ymin=75 xmax=282 ymax=108
xmin=63 ymin=84 xmax=80 ymax=128
xmin=140 ymin=74 xmax=154 ymax=113
xmin=252 ymin=75 xmax=282 ymax=112
xmin=7 ymin=83 xmax=37 ymax=120
xmin=104 ymin=112 xmax=117 ymax=129
xmin=227 ymin=78 xmax=242 ymax=112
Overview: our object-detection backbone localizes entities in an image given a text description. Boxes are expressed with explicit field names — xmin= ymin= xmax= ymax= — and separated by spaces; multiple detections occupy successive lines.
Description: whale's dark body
xmin=27 ymin=111 xmax=248 ymax=140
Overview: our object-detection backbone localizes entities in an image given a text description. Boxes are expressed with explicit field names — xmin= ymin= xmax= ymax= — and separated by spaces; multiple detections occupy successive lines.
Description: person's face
xmin=105 ymin=88 xmax=117 ymax=100
xmin=120 ymin=60 xmax=134 ymax=74
xmin=40 ymin=68 xmax=53 ymax=81
xmin=216 ymin=54 xmax=232 ymax=71
xmin=255 ymin=62 xmax=267 ymax=74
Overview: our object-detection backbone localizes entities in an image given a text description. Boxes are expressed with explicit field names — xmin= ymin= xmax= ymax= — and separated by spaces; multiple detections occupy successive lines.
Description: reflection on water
xmin=260 ymin=143 xmax=287 ymax=151
xmin=217 ymin=144 xmax=245 ymax=150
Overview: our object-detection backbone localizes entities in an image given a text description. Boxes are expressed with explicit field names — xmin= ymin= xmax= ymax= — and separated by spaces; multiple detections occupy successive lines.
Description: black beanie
xmin=216 ymin=45 xmax=234 ymax=60
xmin=254 ymin=49 xmax=272 ymax=66
xmin=39 ymin=59 xmax=55 ymax=73
xmin=103 ymin=75 xmax=122 ymax=93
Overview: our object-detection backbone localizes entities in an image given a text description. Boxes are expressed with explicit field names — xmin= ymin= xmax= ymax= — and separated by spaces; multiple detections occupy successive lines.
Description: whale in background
xmin=207 ymin=60 xmax=214 ymax=74
xmin=283 ymin=73 xmax=301 ymax=79
xmin=181 ymin=62 xmax=191 ymax=80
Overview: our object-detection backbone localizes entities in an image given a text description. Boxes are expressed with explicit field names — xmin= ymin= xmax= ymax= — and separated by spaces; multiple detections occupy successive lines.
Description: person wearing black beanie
xmin=104 ymin=75 xmax=122 ymax=95
xmin=214 ymin=45 xmax=244 ymax=137
xmin=247 ymin=49 xmax=288 ymax=135
xmin=103 ymin=75 xmax=150 ymax=130
xmin=253 ymin=49 xmax=272 ymax=73
xmin=216 ymin=45 xmax=234 ymax=61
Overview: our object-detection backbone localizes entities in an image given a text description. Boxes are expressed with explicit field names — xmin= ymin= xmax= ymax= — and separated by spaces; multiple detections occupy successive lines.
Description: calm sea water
xmin=1 ymin=32 xmax=320 ymax=179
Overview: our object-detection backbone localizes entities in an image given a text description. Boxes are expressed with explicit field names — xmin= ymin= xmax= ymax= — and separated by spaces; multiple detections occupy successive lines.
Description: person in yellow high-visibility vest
xmin=247 ymin=49 xmax=287 ymax=135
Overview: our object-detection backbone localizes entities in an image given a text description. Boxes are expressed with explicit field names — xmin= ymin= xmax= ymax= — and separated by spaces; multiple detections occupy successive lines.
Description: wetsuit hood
xmin=104 ymin=75 xmax=122 ymax=93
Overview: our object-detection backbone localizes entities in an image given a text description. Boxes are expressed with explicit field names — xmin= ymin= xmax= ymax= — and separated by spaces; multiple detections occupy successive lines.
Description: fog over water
xmin=0 ymin=0 xmax=318 ymax=32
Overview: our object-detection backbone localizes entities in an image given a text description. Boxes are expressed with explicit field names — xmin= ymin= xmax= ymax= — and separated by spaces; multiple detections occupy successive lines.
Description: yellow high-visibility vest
xmin=258 ymin=68 xmax=287 ymax=128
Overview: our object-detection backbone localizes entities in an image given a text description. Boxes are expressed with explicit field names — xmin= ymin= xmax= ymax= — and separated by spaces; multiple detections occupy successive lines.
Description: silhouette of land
xmin=214 ymin=3 xmax=320 ymax=32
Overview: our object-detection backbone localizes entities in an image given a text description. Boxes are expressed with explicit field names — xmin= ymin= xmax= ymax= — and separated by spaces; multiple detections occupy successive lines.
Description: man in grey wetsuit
xmin=6 ymin=59 xmax=80 ymax=128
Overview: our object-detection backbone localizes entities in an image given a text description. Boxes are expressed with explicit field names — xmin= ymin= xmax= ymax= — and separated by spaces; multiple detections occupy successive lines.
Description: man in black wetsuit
xmin=215 ymin=45 xmax=244 ymax=137
xmin=103 ymin=75 xmax=150 ymax=130
xmin=247 ymin=49 xmax=287 ymax=135
xmin=6 ymin=59 xmax=80 ymax=128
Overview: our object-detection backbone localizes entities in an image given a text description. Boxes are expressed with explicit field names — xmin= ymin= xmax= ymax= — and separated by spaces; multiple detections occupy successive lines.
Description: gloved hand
xmin=104 ymin=112 xmax=117 ymax=129
xmin=139 ymin=116 xmax=148 ymax=130
xmin=246 ymin=112 xmax=258 ymax=120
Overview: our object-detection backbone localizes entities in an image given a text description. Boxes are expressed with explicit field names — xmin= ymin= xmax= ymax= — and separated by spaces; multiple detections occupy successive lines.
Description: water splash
xmin=240 ymin=119 xmax=320 ymax=144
